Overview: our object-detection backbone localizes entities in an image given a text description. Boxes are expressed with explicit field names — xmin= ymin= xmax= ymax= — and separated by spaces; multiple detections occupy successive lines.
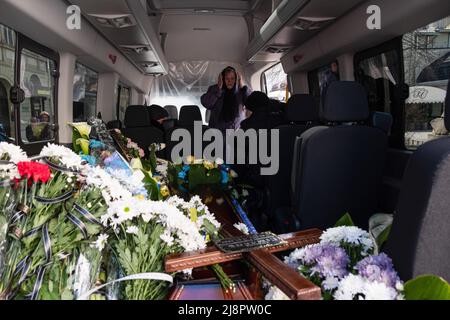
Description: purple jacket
xmin=201 ymin=84 xmax=252 ymax=132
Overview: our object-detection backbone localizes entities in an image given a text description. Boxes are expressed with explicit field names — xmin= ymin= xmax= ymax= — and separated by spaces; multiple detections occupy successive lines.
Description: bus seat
xmin=370 ymin=111 xmax=393 ymax=134
xmin=291 ymin=82 xmax=388 ymax=230
xmin=164 ymin=105 xmax=178 ymax=120
xmin=266 ymin=94 xmax=319 ymax=227
xmin=123 ymin=105 xmax=164 ymax=158
xmin=165 ymin=105 xmax=208 ymax=161
xmin=385 ymin=80 xmax=450 ymax=282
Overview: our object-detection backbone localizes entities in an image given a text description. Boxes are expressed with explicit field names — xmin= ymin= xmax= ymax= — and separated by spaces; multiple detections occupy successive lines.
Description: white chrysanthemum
xmin=85 ymin=166 xmax=132 ymax=202
xmin=333 ymin=274 xmax=366 ymax=300
xmin=40 ymin=143 xmax=86 ymax=170
xmin=126 ymin=225 xmax=139 ymax=235
xmin=107 ymin=200 xmax=140 ymax=224
xmin=0 ymin=142 xmax=28 ymax=163
xmin=92 ymin=234 xmax=109 ymax=251
xmin=265 ymin=286 xmax=290 ymax=300
xmin=323 ymin=276 xmax=341 ymax=291
xmin=363 ymin=281 xmax=399 ymax=300
xmin=283 ymin=247 xmax=307 ymax=269
xmin=160 ymin=230 xmax=175 ymax=246
xmin=0 ymin=142 xmax=28 ymax=180
xmin=155 ymin=164 xmax=168 ymax=176
xmin=233 ymin=222 xmax=249 ymax=235
xmin=334 ymin=274 xmax=399 ymax=300
xmin=320 ymin=226 xmax=374 ymax=255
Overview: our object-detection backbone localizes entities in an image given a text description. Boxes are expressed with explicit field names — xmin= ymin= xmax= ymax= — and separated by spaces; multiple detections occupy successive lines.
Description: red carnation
xmin=17 ymin=161 xmax=51 ymax=184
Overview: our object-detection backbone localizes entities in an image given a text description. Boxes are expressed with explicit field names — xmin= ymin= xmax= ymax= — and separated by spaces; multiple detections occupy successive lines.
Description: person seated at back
xmin=235 ymin=91 xmax=274 ymax=188
xmin=240 ymin=91 xmax=271 ymax=131
xmin=148 ymin=104 xmax=169 ymax=132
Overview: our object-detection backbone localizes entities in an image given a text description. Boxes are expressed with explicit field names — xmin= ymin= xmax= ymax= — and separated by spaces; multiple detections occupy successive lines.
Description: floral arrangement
xmin=109 ymin=128 xmax=145 ymax=162
xmin=0 ymin=142 xmax=224 ymax=300
xmin=0 ymin=144 xmax=108 ymax=300
xmin=266 ymin=218 xmax=450 ymax=300
xmin=168 ymin=156 xmax=237 ymax=192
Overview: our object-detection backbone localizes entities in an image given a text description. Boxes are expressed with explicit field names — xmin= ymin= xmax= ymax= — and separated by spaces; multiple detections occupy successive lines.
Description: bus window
xmin=262 ymin=63 xmax=290 ymax=102
xmin=403 ymin=16 xmax=450 ymax=149
xmin=73 ymin=63 xmax=98 ymax=122
xmin=149 ymin=61 xmax=243 ymax=122
xmin=354 ymin=39 xmax=405 ymax=148
xmin=117 ymin=84 xmax=130 ymax=123
xmin=20 ymin=48 xmax=56 ymax=145
xmin=308 ymin=61 xmax=339 ymax=108
xmin=0 ymin=23 xmax=16 ymax=142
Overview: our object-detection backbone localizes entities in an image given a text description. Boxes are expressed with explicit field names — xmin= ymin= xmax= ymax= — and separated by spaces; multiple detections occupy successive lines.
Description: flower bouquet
xmin=265 ymin=215 xmax=450 ymax=300
xmin=168 ymin=157 xmax=237 ymax=192
xmin=0 ymin=144 xmax=108 ymax=300
xmin=98 ymin=195 xmax=222 ymax=299
xmin=0 ymin=143 xmax=28 ymax=276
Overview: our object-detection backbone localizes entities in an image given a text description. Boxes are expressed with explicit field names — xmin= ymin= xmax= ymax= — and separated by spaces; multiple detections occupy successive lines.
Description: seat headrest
xmin=244 ymin=91 xmax=270 ymax=112
xmin=178 ymin=105 xmax=203 ymax=126
xmin=164 ymin=105 xmax=178 ymax=120
xmin=124 ymin=105 xmax=151 ymax=128
xmin=286 ymin=94 xmax=319 ymax=122
xmin=322 ymin=81 xmax=370 ymax=122
xmin=445 ymin=80 xmax=450 ymax=131
xmin=370 ymin=111 xmax=393 ymax=134
xmin=106 ymin=120 xmax=122 ymax=130
xmin=148 ymin=104 xmax=169 ymax=121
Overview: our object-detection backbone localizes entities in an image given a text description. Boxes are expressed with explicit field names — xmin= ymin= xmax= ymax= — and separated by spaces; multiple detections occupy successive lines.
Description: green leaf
xmin=334 ymin=213 xmax=355 ymax=227
xmin=404 ymin=275 xmax=450 ymax=300
xmin=142 ymin=170 xmax=161 ymax=201
xmin=376 ymin=224 xmax=391 ymax=249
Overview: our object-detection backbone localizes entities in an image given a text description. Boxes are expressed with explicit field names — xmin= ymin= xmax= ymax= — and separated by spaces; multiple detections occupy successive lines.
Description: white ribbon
xmin=77 ymin=272 xmax=173 ymax=300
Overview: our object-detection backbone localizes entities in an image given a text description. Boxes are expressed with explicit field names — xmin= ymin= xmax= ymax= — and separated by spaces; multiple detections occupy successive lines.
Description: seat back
xmin=265 ymin=94 xmax=319 ymax=216
xmin=292 ymin=82 xmax=388 ymax=230
xmin=370 ymin=111 xmax=393 ymax=134
xmin=123 ymin=105 xmax=164 ymax=157
xmin=384 ymin=80 xmax=450 ymax=281
xmin=106 ymin=120 xmax=122 ymax=130
xmin=164 ymin=105 xmax=178 ymax=120
xmin=165 ymin=105 xmax=207 ymax=161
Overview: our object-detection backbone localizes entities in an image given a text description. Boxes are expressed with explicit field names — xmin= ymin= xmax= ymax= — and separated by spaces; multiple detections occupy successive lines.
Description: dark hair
xmin=220 ymin=66 xmax=240 ymax=123
xmin=244 ymin=91 xmax=270 ymax=113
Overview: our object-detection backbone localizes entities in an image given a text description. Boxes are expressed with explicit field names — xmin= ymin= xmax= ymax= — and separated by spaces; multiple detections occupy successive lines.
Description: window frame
xmin=354 ymin=36 xmax=406 ymax=149
xmin=73 ymin=61 xmax=99 ymax=122
xmin=116 ymin=83 xmax=131 ymax=122
xmin=307 ymin=59 xmax=339 ymax=100
xmin=14 ymin=32 xmax=60 ymax=155
xmin=260 ymin=62 xmax=290 ymax=101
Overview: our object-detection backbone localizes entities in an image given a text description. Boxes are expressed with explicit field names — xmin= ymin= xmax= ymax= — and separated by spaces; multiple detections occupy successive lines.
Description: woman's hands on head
xmin=237 ymin=71 xmax=245 ymax=89
xmin=218 ymin=74 xmax=223 ymax=90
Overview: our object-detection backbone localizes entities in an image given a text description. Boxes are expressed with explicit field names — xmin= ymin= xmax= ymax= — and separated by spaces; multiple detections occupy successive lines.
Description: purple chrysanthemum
xmin=355 ymin=253 xmax=401 ymax=288
xmin=295 ymin=243 xmax=350 ymax=280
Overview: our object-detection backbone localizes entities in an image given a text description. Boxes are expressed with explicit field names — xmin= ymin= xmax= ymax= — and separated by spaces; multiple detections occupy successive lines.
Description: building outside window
xmin=73 ymin=62 xmax=98 ymax=122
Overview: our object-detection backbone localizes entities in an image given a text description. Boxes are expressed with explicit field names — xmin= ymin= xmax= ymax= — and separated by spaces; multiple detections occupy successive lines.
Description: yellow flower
xmin=69 ymin=122 xmax=91 ymax=139
xmin=76 ymin=138 xmax=90 ymax=155
xmin=203 ymin=160 xmax=214 ymax=170
xmin=160 ymin=185 xmax=170 ymax=197
xmin=134 ymin=194 xmax=145 ymax=201
xmin=186 ymin=155 xmax=195 ymax=164
xmin=130 ymin=158 xmax=143 ymax=170
xmin=189 ymin=208 xmax=198 ymax=222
